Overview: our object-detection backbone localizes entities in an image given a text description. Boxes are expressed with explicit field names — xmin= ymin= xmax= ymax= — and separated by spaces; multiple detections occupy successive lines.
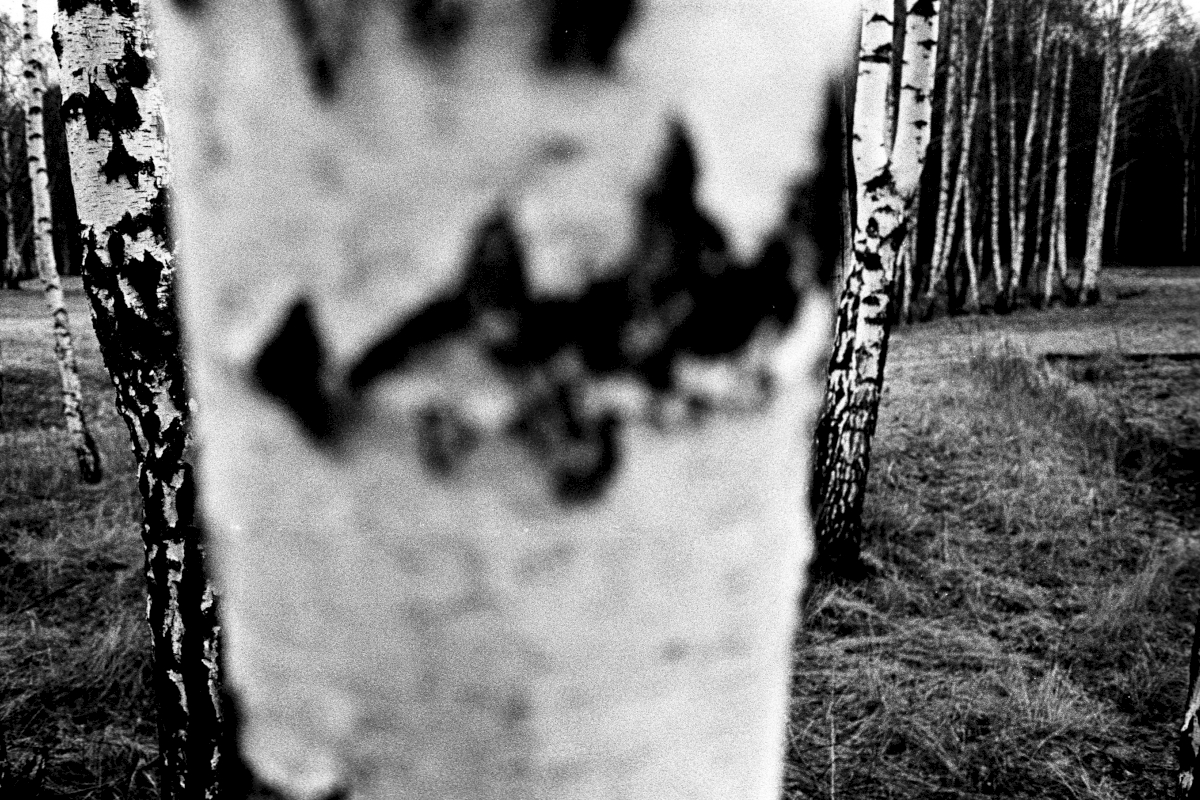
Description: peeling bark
xmin=56 ymin=2 xmax=224 ymax=797
xmin=22 ymin=0 xmax=102 ymax=483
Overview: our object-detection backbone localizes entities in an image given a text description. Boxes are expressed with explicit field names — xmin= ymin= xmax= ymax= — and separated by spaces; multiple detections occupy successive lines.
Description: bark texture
xmin=57 ymin=3 xmax=227 ymax=798
xmin=154 ymin=2 xmax=857 ymax=798
xmin=812 ymin=0 xmax=939 ymax=576
xmin=22 ymin=0 xmax=101 ymax=483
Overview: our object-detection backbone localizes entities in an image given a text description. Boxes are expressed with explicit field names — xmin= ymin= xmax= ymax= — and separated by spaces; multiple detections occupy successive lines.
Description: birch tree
xmin=1080 ymin=0 xmax=1172 ymax=303
xmin=1002 ymin=0 xmax=1050 ymax=309
xmin=56 ymin=2 xmax=224 ymax=797
xmin=21 ymin=0 xmax=101 ymax=482
xmin=1 ymin=126 xmax=20 ymax=289
xmin=1167 ymin=32 xmax=1200 ymax=258
xmin=154 ymin=2 xmax=856 ymax=798
xmin=1044 ymin=32 xmax=1076 ymax=306
xmin=928 ymin=0 xmax=962 ymax=313
xmin=812 ymin=0 xmax=939 ymax=576
xmin=924 ymin=0 xmax=990 ymax=315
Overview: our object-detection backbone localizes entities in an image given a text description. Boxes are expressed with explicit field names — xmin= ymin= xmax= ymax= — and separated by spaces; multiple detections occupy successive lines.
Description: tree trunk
xmin=21 ymin=0 xmax=101 ymax=483
xmin=1005 ymin=0 xmax=1049 ymax=307
xmin=986 ymin=21 xmax=1004 ymax=300
xmin=924 ymin=0 xmax=991 ymax=313
xmin=154 ymin=2 xmax=857 ymax=798
xmin=56 ymin=2 xmax=226 ymax=797
xmin=1081 ymin=45 xmax=1129 ymax=305
xmin=928 ymin=0 xmax=961 ymax=311
xmin=813 ymin=0 xmax=939 ymax=575
xmin=1180 ymin=609 xmax=1200 ymax=798
xmin=1184 ymin=154 xmax=1191 ymax=257
xmin=1 ymin=127 xmax=20 ymax=289
xmin=1032 ymin=34 xmax=1062 ymax=299
xmin=1046 ymin=40 xmax=1075 ymax=305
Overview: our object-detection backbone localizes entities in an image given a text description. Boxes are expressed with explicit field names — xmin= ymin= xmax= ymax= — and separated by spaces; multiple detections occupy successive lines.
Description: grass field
xmin=1 ymin=271 xmax=1198 ymax=798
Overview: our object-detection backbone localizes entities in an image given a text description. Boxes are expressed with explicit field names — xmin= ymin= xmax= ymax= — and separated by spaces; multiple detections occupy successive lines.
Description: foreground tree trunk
xmin=56 ymin=2 xmax=225 ymax=797
xmin=812 ymin=0 xmax=939 ymax=577
xmin=155 ymin=2 xmax=856 ymax=797
xmin=21 ymin=0 xmax=101 ymax=482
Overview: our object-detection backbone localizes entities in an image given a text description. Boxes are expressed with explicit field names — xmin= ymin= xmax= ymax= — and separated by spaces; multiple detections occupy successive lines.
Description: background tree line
xmin=841 ymin=0 xmax=1197 ymax=321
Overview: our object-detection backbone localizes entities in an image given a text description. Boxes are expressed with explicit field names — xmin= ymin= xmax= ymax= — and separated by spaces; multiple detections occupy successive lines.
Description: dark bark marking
xmin=62 ymin=83 xmax=114 ymax=140
xmin=253 ymin=300 xmax=350 ymax=444
xmin=106 ymin=37 xmax=151 ymax=89
xmin=58 ymin=0 xmax=136 ymax=15
xmin=405 ymin=0 xmax=471 ymax=58
xmin=251 ymin=112 xmax=841 ymax=503
xmin=540 ymin=0 xmax=638 ymax=72
xmin=101 ymin=133 xmax=154 ymax=187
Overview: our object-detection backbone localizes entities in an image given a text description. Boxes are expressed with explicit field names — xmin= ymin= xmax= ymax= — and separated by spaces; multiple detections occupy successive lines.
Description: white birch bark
xmin=1 ymin=127 xmax=19 ymax=288
xmin=21 ymin=0 xmax=101 ymax=483
xmin=56 ymin=2 xmax=223 ymax=796
xmin=923 ymin=0 xmax=991 ymax=311
xmin=986 ymin=22 xmax=1004 ymax=298
xmin=1044 ymin=34 xmax=1074 ymax=306
xmin=928 ymin=0 xmax=961 ymax=303
xmin=813 ymin=0 xmax=939 ymax=571
xmin=1005 ymin=0 xmax=1050 ymax=303
xmin=154 ymin=2 xmax=857 ymax=798
xmin=1081 ymin=48 xmax=1129 ymax=304
xmin=1032 ymin=34 xmax=1062 ymax=289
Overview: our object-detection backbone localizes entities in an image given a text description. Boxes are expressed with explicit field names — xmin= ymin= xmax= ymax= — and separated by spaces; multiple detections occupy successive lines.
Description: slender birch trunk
xmin=56 ymin=2 xmax=226 ymax=797
xmin=927 ymin=0 xmax=961 ymax=309
xmin=155 ymin=2 xmax=856 ymax=797
xmin=1046 ymin=39 xmax=1075 ymax=305
xmin=1112 ymin=169 xmax=1127 ymax=260
xmin=1004 ymin=0 xmax=1049 ymax=307
xmin=1184 ymin=154 xmax=1191 ymax=256
xmin=1005 ymin=5 xmax=1019 ymax=289
xmin=1032 ymin=34 xmax=1062 ymax=298
xmin=960 ymin=149 xmax=982 ymax=313
xmin=923 ymin=0 xmax=991 ymax=313
xmin=21 ymin=0 xmax=101 ymax=483
xmin=986 ymin=22 xmax=1004 ymax=299
xmin=1 ymin=127 xmax=19 ymax=289
xmin=813 ymin=0 xmax=939 ymax=575
xmin=1081 ymin=40 xmax=1128 ymax=305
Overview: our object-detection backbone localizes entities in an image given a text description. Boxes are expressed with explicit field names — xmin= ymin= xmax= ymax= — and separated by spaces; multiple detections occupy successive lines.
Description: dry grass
xmin=787 ymin=323 xmax=1200 ymax=799
xmin=2 ymin=272 xmax=1198 ymax=798
xmin=1 ymin=283 xmax=158 ymax=799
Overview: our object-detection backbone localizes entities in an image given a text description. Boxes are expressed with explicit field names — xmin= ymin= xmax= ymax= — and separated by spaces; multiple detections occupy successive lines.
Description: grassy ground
xmin=786 ymin=268 xmax=1200 ymax=799
xmin=0 ymin=279 xmax=157 ymax=798
xmin=1 ymin=271 xmax=1197 ymax=798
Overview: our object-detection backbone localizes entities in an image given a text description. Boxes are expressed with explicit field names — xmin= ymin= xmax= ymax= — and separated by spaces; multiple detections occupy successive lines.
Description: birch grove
xmin=153 ymin=2 xmax=855 ymax=798
xmin=20 ymin=0 xmax=101 ymax=483
xmin=55 ymin=2 xmax=224 ymax=797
